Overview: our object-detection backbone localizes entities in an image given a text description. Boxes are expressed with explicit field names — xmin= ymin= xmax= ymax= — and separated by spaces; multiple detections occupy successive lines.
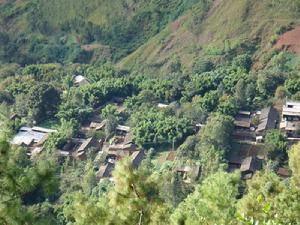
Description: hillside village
xmin=10 ymin=74 xmax=296 ymax=183
xmin=1 ymin=0 xmax=300 ymax=224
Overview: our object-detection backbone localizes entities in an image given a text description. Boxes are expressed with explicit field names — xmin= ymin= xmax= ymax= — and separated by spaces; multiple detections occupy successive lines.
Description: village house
xmin=96 ymin=162 xmax=115 ymax=180
xmin=11 ymin=126 xmax=57 ymax=146
xmin=11 ymin=127 xmax=58 ymax=158
xmin=75 ymin=136 xmax=101 ymax=160
xmin=116 ymin=125 xmax=130 ymax=136
xmin=94 ymin=121 xmax=146 ymax=180
xmin=96 ymin=150 xmax=145 ymax=180
xmin=233 ymin=111 xmax=256 ymax=142
xmin=74 ymin=75 xmax=90 ymax=86
xmin=175 ymin=165 xmax=201 ymax=183
xmin=233 ymin=107 xmax=279 ymax=143
xmin=157 ymin=103 xmax=169 ymax=109
xmin=131 ymin=150 xmax=146 ymax=168
xmin=240 ymin=156 xmax=262 ymax=179
xmin=227 ymin=143 xmax=265 ymax=178
xmin=280 ymin=100 xmax=300 ymax=137
xmin=256 ymin=106 xmax=278 ymax=137
xmin=89 ymin=120 xmax=107 ymax=131
xmin=11 ymin=126 xmax=57 ymax=156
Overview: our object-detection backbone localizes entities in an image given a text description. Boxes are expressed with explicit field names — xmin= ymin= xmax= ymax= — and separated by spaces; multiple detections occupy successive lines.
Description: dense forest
xmin=1 ymin=0 xmax=300 ymax=224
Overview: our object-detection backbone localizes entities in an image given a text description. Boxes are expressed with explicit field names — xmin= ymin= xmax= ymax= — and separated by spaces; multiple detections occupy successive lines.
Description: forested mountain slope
xmin=2 ymin=0 xmax=300 ymax=70
xmin=0 ymin=0 xmax=198 ymax=64
xmin=120 ymin=0 xmax=300 ymax=73
xmin=1 ymin=0 xmax=300 ymax=225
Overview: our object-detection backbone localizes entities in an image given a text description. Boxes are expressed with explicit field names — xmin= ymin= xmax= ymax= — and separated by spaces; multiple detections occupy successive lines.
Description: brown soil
xmin=166 ymin=151 xmax=176 ymax=161
xmin=275 ymin=26 xmax=300 ymax=53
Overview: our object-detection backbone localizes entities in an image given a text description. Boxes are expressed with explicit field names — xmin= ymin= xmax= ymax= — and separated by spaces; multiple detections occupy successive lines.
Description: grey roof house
xmin=256 ymin=107 xmax=278 ymax=134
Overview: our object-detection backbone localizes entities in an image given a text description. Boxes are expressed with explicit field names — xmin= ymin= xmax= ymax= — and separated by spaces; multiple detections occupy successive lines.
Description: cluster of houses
xmin=10 ymin=96 xmax=297 ymax=182
xmin=233 ymin=107 xmax=278 ymax=143
xmin=10 ymin=112 xmax=145 ymax=182
xmin=9 ymin=75 xmax=146 ymax=182
xmin=233 ymin=100 xmax=300 ymax=143
xmin=11 ymin=126 xmax=57 ymax=157
xmin=93 ymin=124 xmax=145 ymax=180
xmin=11 ymin=121 xmax=146 ymax=181
xmin=230 ymin=100 xmax=298 ymax=179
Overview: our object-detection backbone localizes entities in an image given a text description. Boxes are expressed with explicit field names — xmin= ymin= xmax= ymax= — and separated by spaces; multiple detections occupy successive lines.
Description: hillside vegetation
xmin=120 ymin=0 xmax=300 ymax=73
xmin=1 ymin=0 xmax=300 ymax=225
xmin=0 ymin=0 xmax=198 ymax=64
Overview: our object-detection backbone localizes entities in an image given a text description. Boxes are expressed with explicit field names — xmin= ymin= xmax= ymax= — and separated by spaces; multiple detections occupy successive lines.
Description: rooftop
xmin=286 ymin=100 xmax=300 ymax=108
xmin=240 ymin=156 xmax=262 ymax=172
xmin=256 ymin=107 xmax=278 ymax=132
xmin=90 ymin=120 xmax=107 ymax=130
xmin=158 ymin=103 xmax=169 ymax=108
xmin=74 ymin=75 xmax=89 ymax=84
xmin=282 ymin=100 xmax=300 ymax=116
xmin=116 ymin=125 xmax=131 ymax=132
xmin=96 ymin=163 xmax=115 ymax=179
xmin=11 ymin=126 xmax=55 ymax=146
xmin=280 ymin=120 xmax=300 ymax=131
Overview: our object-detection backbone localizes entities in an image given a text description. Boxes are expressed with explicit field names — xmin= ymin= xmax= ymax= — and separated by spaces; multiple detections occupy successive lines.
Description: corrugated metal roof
xmin=116 ymin=125 xmax=130 ymax=132
xmin=11 ymin=129 xmax=47 ymax=146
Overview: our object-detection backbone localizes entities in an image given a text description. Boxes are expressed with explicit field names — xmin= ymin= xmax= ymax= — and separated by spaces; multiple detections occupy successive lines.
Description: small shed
xmin=277 ymin=167 xmax=291 ymax=179
xmin=176 ymin=165 xmax=201 ymax=183
xmin=234 ymin=111 xmax=251 ymax=129
xmin=240 ymin=156 xmax=262 ymax=179
xmin=90 ymin=120 xmax=107 ymax=131
xmin=96 ymin=163 xmax=115 ymax=180
xmin=76 ymin=136 xmax=99 ymax=159
xmin=158 ymin=103 xmax=169 ymax=108
xmin=116 ymin=125 xmax=130 ymax=133
xmin=74 ymin=75 xmax=90 ymax=86
xmin=131 ymin=150 xmax=146 ymax=168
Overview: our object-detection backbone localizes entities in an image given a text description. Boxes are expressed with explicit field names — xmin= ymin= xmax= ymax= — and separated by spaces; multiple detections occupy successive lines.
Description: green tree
xmin=44 ymin=119 xmax=75 ymax=151
xmin=57 ymin=88 xmax=93 ymax=122
xmin=101 ymin=104 xmax=120 ymax=120
xmin=81 ymin=161 xmax=97 ymax=196
xmin=171 ymin=171 xmax=240 ymax=225
xmin=232 ymin=54 xmax=252 ymax=72
xmin=192 ymin=59 xmax=214 ymax=73
xmin=0 ymin=135 xmax=59 ymax=225
xmin=289 ymin=142 xmax=300 ymax=188
xmin=21 ymin=83 xmax=61 ymax=124
xmin=234 ymin=79 xmax=246 ymax=107
xmin=177 ymin=135 xmax=200 ymax=161
xmin=104 ymin=116 xmax=118 ymax=141
xmin=237 ymin=171 xmax=284 ymax=222
xmin=217 ymin=95 xmax=238 ymax=116
xmin=275 ymin=85 xmax=287 ymax=100
xmin=62 ymin=192 xmax=110 ymax=225
xmin=264 ymin=130 xmax=287 ymax=162
xmin=132 ymin=109 xmax=192 ymax=146
xmin=108 ymin=158 xmax=170 ymax=225
xmin=257 ymin=70 xmax=284 ymax=98
xmin=199 ymin=113 xmax=234 ymax=151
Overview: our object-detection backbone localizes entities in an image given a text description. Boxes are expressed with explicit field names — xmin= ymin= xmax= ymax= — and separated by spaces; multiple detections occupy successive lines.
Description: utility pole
xmin=172 ymin=138 xmax=175 ymax=151
xmin=138 ymin=209 xmax=143 ymax=225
